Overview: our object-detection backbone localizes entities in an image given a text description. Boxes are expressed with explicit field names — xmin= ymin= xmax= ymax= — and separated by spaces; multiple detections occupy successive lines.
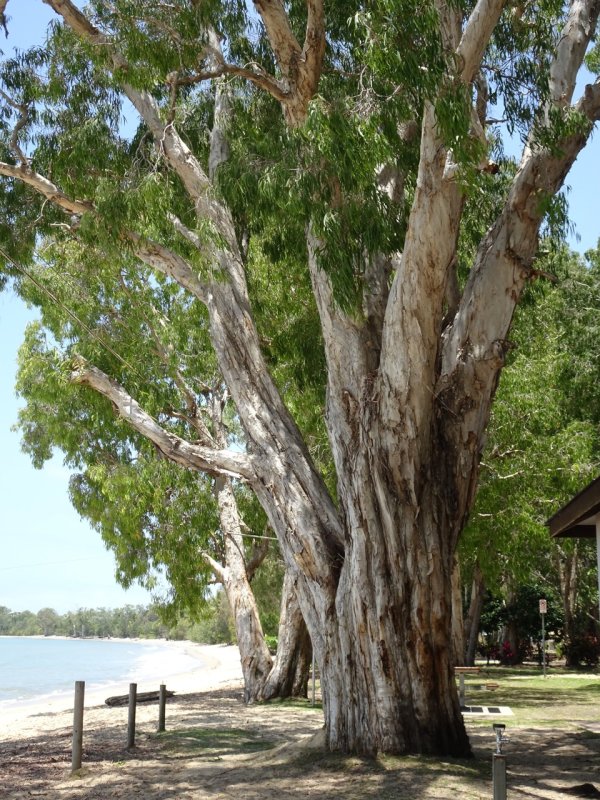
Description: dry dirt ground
xmin=3 ymin=688 xmax=600 ymax=799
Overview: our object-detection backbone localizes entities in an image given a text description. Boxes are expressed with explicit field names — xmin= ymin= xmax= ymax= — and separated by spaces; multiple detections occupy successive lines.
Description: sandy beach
xmin=2 ymin=641 xmax=257 ymax=799
xmin=1 ymin=640 xmax=244 ymax=727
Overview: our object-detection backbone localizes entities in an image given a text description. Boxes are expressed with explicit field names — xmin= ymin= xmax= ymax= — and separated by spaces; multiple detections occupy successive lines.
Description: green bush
xmin=563 ymin=633 xmax=600 ymax=667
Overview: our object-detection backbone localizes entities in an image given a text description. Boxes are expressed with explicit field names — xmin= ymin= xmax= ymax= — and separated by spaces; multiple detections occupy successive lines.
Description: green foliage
xmin=586 ymin=41 xmax=600 ymax=76
xmin=184 ymin=590 xmax=236 ymax=645
xmin=0 ymin=603 xmax=171 ymax=638
xmin=563 ymin=631 xmax=600 ymax=668
xmin=0 ymin=598 xmax=239 ymax=643
xmin=479 ymin=583 xmax=564 ymax=664
xmin=488 ymin=0 xmax=566 ymax=139
xmin=11 ymin=237 xmax=235 ymax=621
xmin=461 ymin=246 xmax=600 ymax=602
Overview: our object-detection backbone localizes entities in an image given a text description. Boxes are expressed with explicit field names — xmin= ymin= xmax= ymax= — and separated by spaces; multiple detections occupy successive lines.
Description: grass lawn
xmin=461 ymin=664 xmax=600 ymax=728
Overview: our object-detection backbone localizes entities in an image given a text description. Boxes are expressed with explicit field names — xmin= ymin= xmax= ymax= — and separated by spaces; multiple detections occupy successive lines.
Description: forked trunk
xmin=263 ymin=571 xmax=312 ymax=700
xmin=225 ymin=563 xmax=313 ymax=702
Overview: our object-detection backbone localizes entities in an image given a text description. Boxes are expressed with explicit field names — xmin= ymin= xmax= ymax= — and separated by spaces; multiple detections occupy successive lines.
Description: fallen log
xmin=105 ymin=689 xmax=175 ymax=707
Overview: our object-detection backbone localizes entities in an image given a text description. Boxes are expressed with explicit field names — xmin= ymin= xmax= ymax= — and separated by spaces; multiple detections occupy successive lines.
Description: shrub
xmin=563 ymin=633 xmax=600 ymax=667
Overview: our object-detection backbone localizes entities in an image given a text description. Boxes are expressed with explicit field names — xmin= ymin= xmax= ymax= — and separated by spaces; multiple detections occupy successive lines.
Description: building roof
xmin=547 ymin=476 xmax=600 ymax=539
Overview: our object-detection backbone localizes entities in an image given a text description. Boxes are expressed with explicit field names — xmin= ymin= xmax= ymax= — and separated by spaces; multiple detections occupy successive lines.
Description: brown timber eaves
xmin=546 ymin=475 xmax=600 ymax=539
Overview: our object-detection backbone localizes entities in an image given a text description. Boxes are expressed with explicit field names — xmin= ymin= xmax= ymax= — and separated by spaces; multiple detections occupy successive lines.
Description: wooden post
xmin=158 ymin=684 xmax=167 ymax=732
xmin=311 ymin=653 xmax=316 ymax=707
xmin=127 ymin=683 xmax=137 ymax=749
xmin=71 ymin=681 xmax=85 ymax=773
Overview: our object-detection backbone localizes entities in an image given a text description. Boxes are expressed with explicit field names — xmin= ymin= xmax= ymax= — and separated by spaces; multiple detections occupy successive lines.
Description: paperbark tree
xmin=2 ymin=0 xmax=600 ymax=755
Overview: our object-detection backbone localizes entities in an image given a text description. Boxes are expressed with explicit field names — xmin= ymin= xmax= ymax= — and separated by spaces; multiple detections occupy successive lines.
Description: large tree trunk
xmin=314 ymin=470 xmax=471 ymax=756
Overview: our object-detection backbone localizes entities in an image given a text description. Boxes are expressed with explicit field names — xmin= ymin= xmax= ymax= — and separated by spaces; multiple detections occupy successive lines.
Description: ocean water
xmin=0 ymin=636 xmax=201 ymax=711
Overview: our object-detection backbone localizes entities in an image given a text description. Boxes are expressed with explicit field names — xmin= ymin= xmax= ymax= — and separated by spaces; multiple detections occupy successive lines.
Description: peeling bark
xmin=451 ymin=557 xmax=466 ymax=667
xmin=215 ymin=477 xmax=274 ymax=702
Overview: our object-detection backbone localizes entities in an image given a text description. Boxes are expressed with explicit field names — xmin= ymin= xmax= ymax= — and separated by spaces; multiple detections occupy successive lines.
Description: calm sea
xmin=0 ymin=636 xmax=201 ymax=710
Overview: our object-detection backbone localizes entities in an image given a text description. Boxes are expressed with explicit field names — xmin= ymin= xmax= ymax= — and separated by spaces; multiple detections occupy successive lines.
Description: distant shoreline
xmin=0 ymin=634 xmax=186 ymax=643
xmin=0 ymin=639 xmax=243 ymax=724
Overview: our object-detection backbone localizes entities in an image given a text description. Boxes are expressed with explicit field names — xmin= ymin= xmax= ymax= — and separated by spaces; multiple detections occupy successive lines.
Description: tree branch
xmin=550 ymin=0 xmax=600 ymax=107
xmin=578 ymin=78 xmax=600 ymax=120
xmin=302 ymin=0 xmax=326 ymax=94
xmin=0 ymin=161 xmax=92 ymax=215
xmin=0 ymin=157 xmax=213 ymax=310
xmin=43 ymin=0 xmax=239 ymax=244
xmin=201 ymin=549 xmax=227 ymax=582
xmin=457 ymin=0 xmax=507 ymax=84
xmin=378 ymin=101 xmax=463 ymax=487
xmin=253 ymin=0 xmax=302 ymax=82
xmin=0 ymin=0 xmax=9 ymax=36
xmin=175 ymin=62 xmax=289 ymax=102
xmin=252 ymin=0 xmax=325 ymax=124
xmin=71 ymin=358 xmax=257 ymax=482
xmin=436 ymin=7 xmax=600 ymax=543
xmin=125 ymin=231 xmax=209 ymax=303
xmin=43 ymin=0 xmax=106 ymax=42
xmin=0 ymin=88 xmax=31 ymax=164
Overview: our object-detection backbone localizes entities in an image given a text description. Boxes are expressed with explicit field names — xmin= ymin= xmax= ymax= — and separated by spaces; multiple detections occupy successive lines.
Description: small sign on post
xmin=539 ymin=598 xmax=547 ymax=677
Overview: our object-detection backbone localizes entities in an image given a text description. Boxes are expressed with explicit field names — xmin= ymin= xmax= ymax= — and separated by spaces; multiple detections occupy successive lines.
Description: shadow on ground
xmin=4 ymin=688 xmax=600 ymax=800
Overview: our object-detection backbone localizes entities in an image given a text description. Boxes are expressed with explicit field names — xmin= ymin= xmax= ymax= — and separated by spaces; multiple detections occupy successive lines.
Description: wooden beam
xmin=546 ymin=476 xmax=600 ymax=538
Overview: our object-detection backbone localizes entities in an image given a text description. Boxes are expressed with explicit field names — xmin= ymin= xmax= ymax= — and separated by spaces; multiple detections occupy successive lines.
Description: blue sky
xmin=0 ymin=296 xmax=153 ymax=612
xmin=1 ymin=2 xmax=599 ymax=614
xmin=0 ymin=0 xmax=152 ymax=613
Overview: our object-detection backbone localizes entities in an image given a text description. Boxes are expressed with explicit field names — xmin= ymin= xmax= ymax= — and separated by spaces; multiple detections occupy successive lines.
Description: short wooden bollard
xmin=71 ymin=680 xmax=85 ymax=773
xmin=127 ymin=683 xmax=137 ymax=749
xmin=158 ymin=684 xmax=167 ymax=732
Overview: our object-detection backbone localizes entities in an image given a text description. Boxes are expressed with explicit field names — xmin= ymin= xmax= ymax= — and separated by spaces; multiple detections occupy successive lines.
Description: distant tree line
xmin=0 ymin=591 xmax=236 ymax=643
